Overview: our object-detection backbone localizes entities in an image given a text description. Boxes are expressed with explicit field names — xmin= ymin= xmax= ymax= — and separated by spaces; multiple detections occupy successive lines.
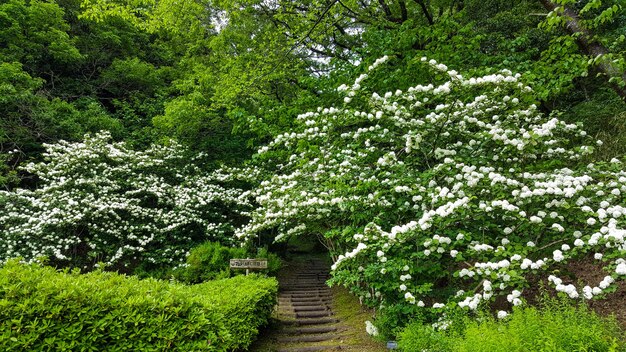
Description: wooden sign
xmin=230 ymin=258 xmax=268 ymax=270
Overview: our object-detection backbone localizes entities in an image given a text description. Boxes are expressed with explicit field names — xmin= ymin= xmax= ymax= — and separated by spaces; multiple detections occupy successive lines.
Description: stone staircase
xmin=274 ymin=258 xmax=343 ymax=352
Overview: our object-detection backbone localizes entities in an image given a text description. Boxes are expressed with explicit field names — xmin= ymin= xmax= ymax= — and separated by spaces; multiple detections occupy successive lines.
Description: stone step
xmin=296 ymin=271 xmax=328 ymax=274
xmin=296 ymin=310 xmax=333 ymax=318
xmin=282 ymin=317 xmax=339 ymax=326
xmin=277 ymin=334 xmax=339 ymax=343
xmin=290 ymin=295 xmax=332 ymax=301
xmin=290 ymin=300 xmax=332 ymax=306
xmin=264 ymin=256 xmax=344 ymax=352
xmin=281 ymin=289 xmax=330 ymax=294
xmin=289 ymin=299 xmax=332 ymax=305
xmin=285 ymin=292 xmax=330 ymax=299
xmin=277 ymin=347 xmax=342 ymax=352
xmin=280 ymin=284 xmax=327 ymax=288
xmin=289 ymin=292 xmax=331 ymax=296
xmin=279 ymin=295 xmax=332 ymax=300
xmin=286 ymin=298 xmax=332 ymax=304
xmin=282 ymin=326 xmax=338 ymax=335
xmin=280 ymin=288 xmax=329 ymax=293
xmin=280 ymin=294 xmax=331 ymax=300
xmin=280 ymin=285 xmax=328 ymax=290
xmin=293 ymin=305 xmax=331 ymax=312
xmin=280 ymin=289 xmax=327 ymax=293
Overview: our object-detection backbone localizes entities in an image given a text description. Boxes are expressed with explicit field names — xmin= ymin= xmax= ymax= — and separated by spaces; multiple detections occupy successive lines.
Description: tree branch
xmin=412 ymin=0 xmax=434 ymax=25
xmin=378 ymin=0 xmax=393 ymax=18
xmin=538 ymin=0 xmax=626 ymax=102
xmin=399 ymin=0 xmax=408 ymax=22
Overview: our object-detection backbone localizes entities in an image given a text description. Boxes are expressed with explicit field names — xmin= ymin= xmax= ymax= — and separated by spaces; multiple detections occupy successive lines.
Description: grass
xmin=330 ymin=285 xmax=387 ymax=351
xmin=397 ymin=297 xmax=626 ymax=352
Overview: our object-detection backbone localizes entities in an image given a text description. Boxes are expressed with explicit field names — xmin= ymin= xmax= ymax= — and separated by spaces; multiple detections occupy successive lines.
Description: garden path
xmin=250 ymin=254 xmax=385 ymax=352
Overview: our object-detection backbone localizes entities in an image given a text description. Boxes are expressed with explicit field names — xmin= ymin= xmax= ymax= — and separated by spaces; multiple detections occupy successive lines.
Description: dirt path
xmin=251 ymin=255 xmax=385 ymax=352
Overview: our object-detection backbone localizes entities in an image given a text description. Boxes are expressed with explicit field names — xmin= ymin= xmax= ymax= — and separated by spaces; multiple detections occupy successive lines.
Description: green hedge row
xmin=0 ymin=261 xmax=277 ymax=351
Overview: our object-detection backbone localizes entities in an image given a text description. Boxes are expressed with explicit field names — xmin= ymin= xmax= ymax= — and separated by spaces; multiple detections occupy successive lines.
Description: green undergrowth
xmin=397 ymin=298 xmax=626 ymax=352
xmin=170 ymin=241 xmax=282 ymax=284
xmin=0 ymin=260 xmax=278 ymax=351
xmin=331 ymin=286 xmax=387 ymax=351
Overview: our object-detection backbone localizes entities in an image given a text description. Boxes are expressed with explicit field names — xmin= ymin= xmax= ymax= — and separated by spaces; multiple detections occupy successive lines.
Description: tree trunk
xmin=538 ymin=0 xmax=626 ymax=102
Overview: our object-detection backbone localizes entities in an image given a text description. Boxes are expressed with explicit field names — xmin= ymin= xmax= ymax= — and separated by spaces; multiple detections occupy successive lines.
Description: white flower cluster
xmin=236 ymin=56 xmax=626 ymax=323
xmin=0 ymin=132 xmax=251 ymax=269
xmin=365 ymin=320 xmax=379 ymax=336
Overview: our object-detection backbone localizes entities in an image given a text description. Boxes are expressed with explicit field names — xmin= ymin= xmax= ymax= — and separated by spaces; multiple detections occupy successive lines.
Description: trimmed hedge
xmin=0 ymin=261 xmax=278 ymax=351
xmin=194 ymin=275 xmax=280 ymax=346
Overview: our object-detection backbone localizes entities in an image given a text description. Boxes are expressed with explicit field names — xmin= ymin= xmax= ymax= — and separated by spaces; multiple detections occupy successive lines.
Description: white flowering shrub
xmin=238 ymin=57 xmax=626 ymax=331
xmin=0 ymin=132 xmax=251 ymax=271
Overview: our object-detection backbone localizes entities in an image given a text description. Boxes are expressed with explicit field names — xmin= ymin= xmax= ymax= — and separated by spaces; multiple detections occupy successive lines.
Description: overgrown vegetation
xmin=171 ymin=241 xmax=281 ymax=283
xmin=398 ymin=298 xmax=626 ymax=351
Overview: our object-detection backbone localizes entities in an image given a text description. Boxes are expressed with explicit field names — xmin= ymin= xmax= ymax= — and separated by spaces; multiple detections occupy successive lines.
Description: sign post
xmin=229 ymin=258 xmax=268 ymax=276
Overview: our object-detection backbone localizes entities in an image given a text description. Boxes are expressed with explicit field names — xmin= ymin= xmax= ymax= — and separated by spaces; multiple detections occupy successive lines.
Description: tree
xmin=237 ymin=57 xmax=626 ymax=334
xmin=0 ymin=132 xmax=252 ymax=272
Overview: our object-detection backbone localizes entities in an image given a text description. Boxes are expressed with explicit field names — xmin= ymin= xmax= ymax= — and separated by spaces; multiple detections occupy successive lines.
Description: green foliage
xmin=191 ymin=274 xmax=279 ymax=346
xmin=172 ymin=241 xmax=247 ymax=283
xmin=0 ymin=0 xmax=82 ymax=71
xmin=0 ymin=260 xmax=278 ymax=351
xmin=256 ymin=246 xmax=283 ymax=274
xmin=397 ymin=321 xmax=455 ymax=352
xmin=562 ymin=88 xmax=626 ymax=160
xmin=398 ymin=300 xmax=626 ymax=352
xmin=0 ymin=132 xmax=252 ymax=271
xmin=0 ymin=61 xmax=124 ymax=174
xmin=238 ymin=55 xmax=626 ymax=339
xmin=540 ymin=0 xmax=626 ymax=96
xmin=171 ymin=241 xmax=281 ymax=284
xmin=0 ymin=153 xmax=18 ymax=189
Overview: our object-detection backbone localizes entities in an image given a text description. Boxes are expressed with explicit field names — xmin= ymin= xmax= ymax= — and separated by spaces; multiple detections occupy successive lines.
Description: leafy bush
xmin=0 ymin=132 xmax=252 ymax=271
xmin=398 ymin=322 xmax=454 ymax=352
xmin=172 ymin=241 xmax=247 ymax=283
xmin=236 ymin=56 xmax=626 ymax=335
xmin=194 ymin=275 xmax=279 ymax=347
xmin=0 ymin=260 xmax=277 ymax=351
xmin=256 ymin=246 xmax=283 ymax=274
xmin=398 ymin=300 xmax=625 ymax=352
xmin=172 ymin=241 xmax=281 ymax=283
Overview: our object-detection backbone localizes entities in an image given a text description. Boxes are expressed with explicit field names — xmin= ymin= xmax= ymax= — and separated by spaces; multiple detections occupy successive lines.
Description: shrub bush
xmin=172 ymin=241 xmax=248 ymax=283
xmin=0 ymin=132 xmax=252 ymax=271
xmin=398 ymin=300 xmax=625 ymax=352
xmin=195 ymin=275 xmax=279 ymax=347
xmin=236 ymin=56 xmax=626 ymax=335
xmin=172 ymin=241 xmax=282 ymax=284
xmin=0 ymin=260 xmax=278 ymax=351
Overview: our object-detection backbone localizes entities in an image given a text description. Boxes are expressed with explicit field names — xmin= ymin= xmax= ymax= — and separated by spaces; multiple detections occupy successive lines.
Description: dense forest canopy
xmin=2 ymin=0 xmax=625 ymax=189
